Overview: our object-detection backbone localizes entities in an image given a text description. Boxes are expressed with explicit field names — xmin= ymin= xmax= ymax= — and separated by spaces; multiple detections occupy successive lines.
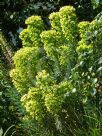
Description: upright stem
xmin=0 ymin=31 xmax=14 ymax=67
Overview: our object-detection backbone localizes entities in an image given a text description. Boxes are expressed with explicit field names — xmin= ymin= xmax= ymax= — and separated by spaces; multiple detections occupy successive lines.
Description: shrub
xmin=10 ymin=6 xmax=102 ymax=136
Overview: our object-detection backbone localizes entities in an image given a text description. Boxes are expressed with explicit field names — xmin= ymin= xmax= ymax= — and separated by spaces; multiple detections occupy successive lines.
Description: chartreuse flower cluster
xmin=20 ymin=16 xmax=44 ymax=47
xmin=77 ymin=21 xmax=92 ymax=57
xmin=10 ymin=6 xmax=102 ymax=131
xmin=10 ymin=47 xmax=39 ymax=93
xmin=59 ymin=6 xmax=78 ymax=43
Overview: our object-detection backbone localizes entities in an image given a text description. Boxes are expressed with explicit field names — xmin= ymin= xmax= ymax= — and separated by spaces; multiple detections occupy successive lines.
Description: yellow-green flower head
xmin=60 ymin=6 xmax=75 ymax=14
xmin=49 ymin=12 xmax=60 ymax=21
xmin=25 ymin=16 xmax=43 ymax=25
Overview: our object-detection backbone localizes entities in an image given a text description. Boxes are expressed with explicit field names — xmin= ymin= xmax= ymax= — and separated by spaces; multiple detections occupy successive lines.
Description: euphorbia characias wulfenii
xmin=10 ymin=6 xmax=102 ymax=135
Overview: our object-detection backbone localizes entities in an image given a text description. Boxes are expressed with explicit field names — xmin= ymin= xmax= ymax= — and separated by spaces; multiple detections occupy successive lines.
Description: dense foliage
xmin=10 ymin=6 xmax=102 ymax=136
xmin=0 ymin=60 xmax=22 ymax=136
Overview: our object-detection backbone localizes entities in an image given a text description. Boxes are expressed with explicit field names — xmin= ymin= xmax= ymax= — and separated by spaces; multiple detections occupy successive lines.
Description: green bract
xmin=20 ymin=16 xmax=44 ymax=47
xmin=59 ymin=6 xmax=78 ymax=43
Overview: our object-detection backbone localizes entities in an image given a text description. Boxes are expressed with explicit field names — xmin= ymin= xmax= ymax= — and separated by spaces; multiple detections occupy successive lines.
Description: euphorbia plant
xmin=10 ymin=6 xmax=102 ymax=136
